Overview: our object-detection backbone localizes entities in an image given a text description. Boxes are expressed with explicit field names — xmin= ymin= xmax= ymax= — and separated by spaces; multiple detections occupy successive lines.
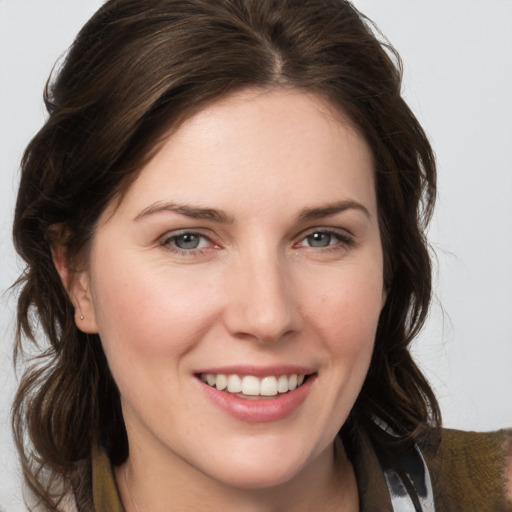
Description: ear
xmin=51 ymin=242 xmax=99 ymax=334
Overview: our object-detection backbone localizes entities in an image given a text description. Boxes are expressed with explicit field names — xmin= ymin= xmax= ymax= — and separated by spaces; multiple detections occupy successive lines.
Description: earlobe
xmin=72 ymin=271 xmax=99 ymax=334
xmin=50 ymin=243 xmax=99 ymax=334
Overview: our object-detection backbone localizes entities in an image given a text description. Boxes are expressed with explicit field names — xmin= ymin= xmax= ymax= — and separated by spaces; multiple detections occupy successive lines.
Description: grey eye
xmin=173 ymin=233 xmax=202 ymax=250
xmin=306 ymin=232 xmax=335 ymax=247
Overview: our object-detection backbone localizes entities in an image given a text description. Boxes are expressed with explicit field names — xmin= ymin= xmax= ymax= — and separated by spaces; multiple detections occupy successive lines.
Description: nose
xmin=222 ymin=250 xmax=301 ymax=343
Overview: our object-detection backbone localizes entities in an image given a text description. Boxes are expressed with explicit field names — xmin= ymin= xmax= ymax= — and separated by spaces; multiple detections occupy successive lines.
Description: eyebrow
xmin=134 ymin=199 xmax=370 ymax=224
xmin=297 ymin=200 xmax=371 ymax=222
xmin=133 ymin=202 xmax=235 ymax=224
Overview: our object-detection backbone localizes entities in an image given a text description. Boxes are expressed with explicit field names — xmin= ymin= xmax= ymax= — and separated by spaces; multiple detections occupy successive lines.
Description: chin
xmin=212 ymin=459 xmax=307 ymax=490
xmin=195 ymin=436 xmax=322 ymax=491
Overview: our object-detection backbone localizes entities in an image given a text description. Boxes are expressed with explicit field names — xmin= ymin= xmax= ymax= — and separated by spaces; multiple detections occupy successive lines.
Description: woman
xmin=12 ymin=0 xmax=511 ymax=511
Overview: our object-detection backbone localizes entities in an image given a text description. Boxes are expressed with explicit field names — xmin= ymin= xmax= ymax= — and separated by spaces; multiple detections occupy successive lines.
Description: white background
xmin=1 ymin=1 xmax=511 ymax=510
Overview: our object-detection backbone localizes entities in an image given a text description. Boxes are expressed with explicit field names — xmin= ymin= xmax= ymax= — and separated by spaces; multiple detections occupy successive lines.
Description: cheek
xmin=302 ymin=261 xmax=384 ymax=368
xmin=89 ymin=253 xmax=222 ymax=378
xmin=311 ymin=260 xmax=384 ymax=325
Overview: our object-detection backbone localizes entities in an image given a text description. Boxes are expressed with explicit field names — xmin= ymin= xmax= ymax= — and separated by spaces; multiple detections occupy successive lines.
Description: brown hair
xmin=12 ymin=0 xmax=440 ymax=509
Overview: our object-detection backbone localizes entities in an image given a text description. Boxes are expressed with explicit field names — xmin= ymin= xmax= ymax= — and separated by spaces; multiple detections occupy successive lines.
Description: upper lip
xmin=194 ymin=365 xmax=316 ymax=378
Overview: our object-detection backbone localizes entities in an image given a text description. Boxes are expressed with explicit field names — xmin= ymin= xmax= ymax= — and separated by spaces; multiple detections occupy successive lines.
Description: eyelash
xmin=160 ymin=230 xmax=214 ymax=255
xmin=295 ymin=229 xmax=354 ymax=251
xmin=159 ymin=228 xmax=355 ymax=256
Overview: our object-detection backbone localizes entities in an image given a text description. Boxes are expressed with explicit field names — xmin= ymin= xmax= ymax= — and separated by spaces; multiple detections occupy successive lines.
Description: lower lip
xmin=199 ymin=375 xmax=315 ymax=423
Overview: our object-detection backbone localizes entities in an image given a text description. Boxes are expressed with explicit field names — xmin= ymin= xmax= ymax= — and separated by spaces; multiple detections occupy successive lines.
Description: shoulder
xmin=418 ymin=427 xmax=512 ymax=511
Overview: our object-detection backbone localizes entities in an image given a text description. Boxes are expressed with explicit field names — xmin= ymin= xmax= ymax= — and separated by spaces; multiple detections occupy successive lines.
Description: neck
xmin=116 ymin=438 xmax=358 ymax=512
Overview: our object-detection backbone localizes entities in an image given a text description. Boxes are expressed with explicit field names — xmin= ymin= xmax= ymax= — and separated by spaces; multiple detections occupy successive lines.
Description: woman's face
xmin=77 ymin=89 xmax=385 ymax=489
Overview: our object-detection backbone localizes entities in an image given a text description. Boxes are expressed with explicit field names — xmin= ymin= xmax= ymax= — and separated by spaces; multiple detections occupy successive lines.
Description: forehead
xmin=109 ymin=88 xmax=376 ymax=221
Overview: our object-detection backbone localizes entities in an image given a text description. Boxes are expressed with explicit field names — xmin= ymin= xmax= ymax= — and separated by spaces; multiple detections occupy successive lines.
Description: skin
xmin=57 ymin=88 xmax=387 ymax=511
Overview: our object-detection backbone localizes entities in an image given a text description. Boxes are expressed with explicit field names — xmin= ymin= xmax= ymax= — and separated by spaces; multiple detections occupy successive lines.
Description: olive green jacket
xmin=89 ymin=428 xmax=512 ymax=511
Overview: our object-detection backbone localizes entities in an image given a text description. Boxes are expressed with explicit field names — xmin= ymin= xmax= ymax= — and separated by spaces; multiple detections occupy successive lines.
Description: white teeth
xmin=201 ymin=373 xmax=308 ymax=396
xmin=227 ymin=374 xmax=242 ymax=393
xmin=241 ymin=376 xmax=260 ymax=395
xmin=277 ymin=375 xmax=289 ymax=393
xmin=260 ymin=376 xmax=278 ymax=396
xmin=216 ymin=374 xmax=228 ymax=391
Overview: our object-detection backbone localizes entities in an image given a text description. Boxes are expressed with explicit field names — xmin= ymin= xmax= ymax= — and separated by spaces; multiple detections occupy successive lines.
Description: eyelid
xmin=157 ymin=226 xmax=354 ymax=253
xmin=160 ymin=227 xmax=208 ymax=238
xmin=297 ymin=226 xmax=354 ymax=241
xmin=293 ymin=226 xmax=355 ymax=250
xmin=159 ymin=228 xmax=219 ymax=253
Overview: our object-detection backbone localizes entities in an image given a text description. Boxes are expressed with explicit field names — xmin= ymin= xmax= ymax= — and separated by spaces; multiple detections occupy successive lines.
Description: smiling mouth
xmin=198 ymin=373 xmax=311 ymax=399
